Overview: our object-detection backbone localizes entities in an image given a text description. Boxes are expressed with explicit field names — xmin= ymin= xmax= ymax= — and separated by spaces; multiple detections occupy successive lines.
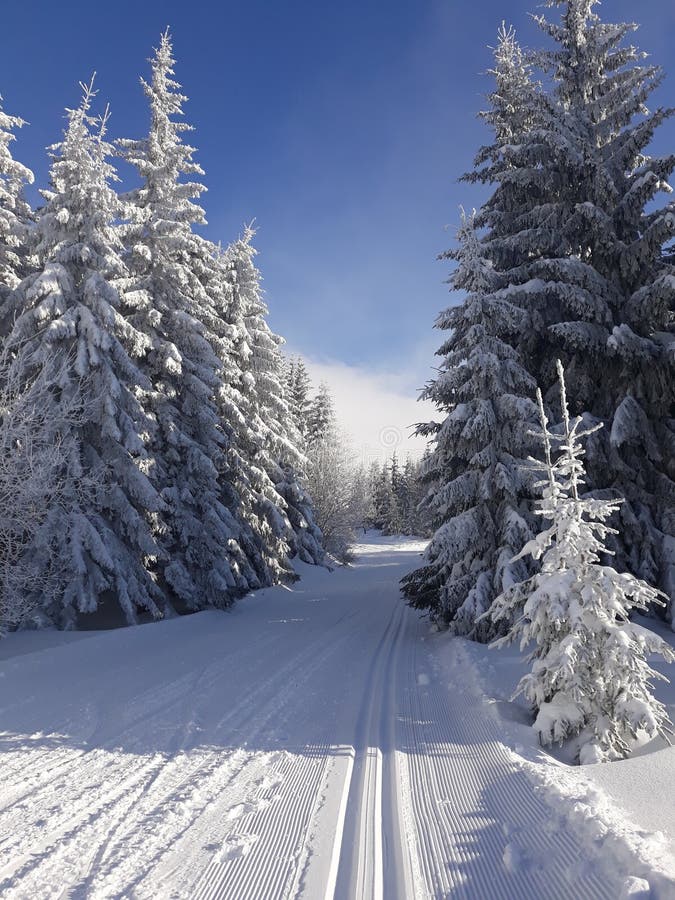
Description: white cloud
xmin=296 ymin=354 xmax=438 ymax=465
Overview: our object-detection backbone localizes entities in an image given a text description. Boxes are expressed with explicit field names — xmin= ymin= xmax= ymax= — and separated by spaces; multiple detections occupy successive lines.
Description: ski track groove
xmin=187 ymin=631 xmax=362 ymax=900
xmin=333 ymin=585 xmax=407 ymax=900
xmin=397 ymin=615 xmax=618 ymax=899
xmin=3 ymin=620 xmax=360 ymax=900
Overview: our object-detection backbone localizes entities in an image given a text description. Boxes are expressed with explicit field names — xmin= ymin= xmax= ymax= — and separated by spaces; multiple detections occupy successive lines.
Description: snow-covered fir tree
xmin=473 ymin=4 xmax=675 ymax=603
xmin=366 ymin=454 xmax=430 ymax=537
xmin=193 ymin=236 xmax=293 ymax=588
xmin=363 ymin=460 xmax=383 ymax=530
xmin=119 ymin=31 xmax=256 ymax=608
xmin=385 ymin=454 xmax=406 ymax=535
xmin=283 ymin=356 xmax=312 ymax=445
xmin=402 ymin=211 xmax=538 ymax=639
xmin=399 ymin=456 xmax=428 ymax=536
xmin=371 ymin=460 xmax=400 ymax=534
xmin=0 ymin=95 xmax=34 ymax=294
xmin=217 ymin=231 xmax=324 ymax=568
xmin=488 ymin=362 xmax=674 ymax=763
xmin=0 ymin=79 xmax=169 ymax=626
xmin=306 ymin=382 xmax=335 ymax=449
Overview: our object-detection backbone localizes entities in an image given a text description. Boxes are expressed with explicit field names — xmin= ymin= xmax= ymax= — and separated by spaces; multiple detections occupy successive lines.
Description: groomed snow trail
xmin=0 ymin=535 xmax=659 ymax=899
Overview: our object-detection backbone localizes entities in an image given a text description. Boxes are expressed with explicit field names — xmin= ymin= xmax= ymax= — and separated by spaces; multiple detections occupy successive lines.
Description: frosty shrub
xmin=305 ymin=434 xmax=366 ymax=564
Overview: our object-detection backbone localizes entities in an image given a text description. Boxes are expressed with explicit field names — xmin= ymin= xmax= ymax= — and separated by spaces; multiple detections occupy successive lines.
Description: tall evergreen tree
xmin=0 ymin=80 xmax=168 ymax=626
xmin=193 ymin=237 xmax=292 ymax=588
xmin=363 ymin=460 xmax=383 ymax=530
xmin=218 ymin=231 xmax=324 ymax=568
xmin=402 ymin=211 xmax=537 ymax=639
xmin=120 ymin=32 xmax=255 ymax=608
xmin=397 ymin=457 xmax=415 ymax=534
xmin=397 ymin=456 xmax=431 ymax=536
xmin=0 ymin=95 xmax=33 ymax=294
xmin=473 ymin=4 xmax=675 ymax=601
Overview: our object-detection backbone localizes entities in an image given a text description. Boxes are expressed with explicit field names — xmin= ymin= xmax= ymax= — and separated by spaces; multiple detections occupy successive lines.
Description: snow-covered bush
xmin=487 ymin=362 xmax=674 ymax=763
xmin=305 ymin=433 xmax=366 ymax=563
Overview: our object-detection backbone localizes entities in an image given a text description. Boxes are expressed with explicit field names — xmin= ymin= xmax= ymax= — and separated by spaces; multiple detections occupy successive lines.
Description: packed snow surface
xmin=0 ymin=534 xmax=674 ymax=899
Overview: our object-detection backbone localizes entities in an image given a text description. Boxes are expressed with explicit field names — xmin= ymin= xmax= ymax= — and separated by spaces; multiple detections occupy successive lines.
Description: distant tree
xmin=305 ymin=433 xmax=365 ymax=562
xmin=398 ymin=456 xmax=431 ymax=537
xmin=306 ymin=382 xmax=335 ymax=449
xmin=385 ymin=453 xmax=405 ymax=535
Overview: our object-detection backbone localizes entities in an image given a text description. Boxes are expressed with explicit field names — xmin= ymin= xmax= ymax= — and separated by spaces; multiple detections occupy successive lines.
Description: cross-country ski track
xmin=0 ymin=534 xmax=673 ymax=899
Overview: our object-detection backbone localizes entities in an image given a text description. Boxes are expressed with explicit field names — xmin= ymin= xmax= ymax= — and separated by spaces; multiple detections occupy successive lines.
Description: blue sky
xmin=2 ymin=0 xmax=674 ymax=456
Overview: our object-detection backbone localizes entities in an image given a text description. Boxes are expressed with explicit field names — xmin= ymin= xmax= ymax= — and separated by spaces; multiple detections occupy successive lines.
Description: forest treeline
xmin=0 ymin=28 xmax=428 ymax=632
xmin=0 ymin=34 xmax=331 ymax=630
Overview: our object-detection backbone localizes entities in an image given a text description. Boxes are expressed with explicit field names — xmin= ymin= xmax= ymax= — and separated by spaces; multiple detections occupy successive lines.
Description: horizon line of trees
xmin=282 ymin=355 xmax=432 ymax=560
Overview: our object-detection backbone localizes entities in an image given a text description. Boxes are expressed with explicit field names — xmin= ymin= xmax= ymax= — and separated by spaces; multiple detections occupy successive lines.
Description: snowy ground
xmin=0 ymin=533 xmax=674 ymax=899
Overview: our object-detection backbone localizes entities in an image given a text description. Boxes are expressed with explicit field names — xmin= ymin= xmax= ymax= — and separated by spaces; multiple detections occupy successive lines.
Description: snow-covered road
xmin=0 ymin=535 xmax=672 ymax=899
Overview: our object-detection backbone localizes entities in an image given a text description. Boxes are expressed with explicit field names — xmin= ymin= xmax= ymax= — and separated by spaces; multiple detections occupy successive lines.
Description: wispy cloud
xmin=294 ymin=352 xmax=438 ymax=465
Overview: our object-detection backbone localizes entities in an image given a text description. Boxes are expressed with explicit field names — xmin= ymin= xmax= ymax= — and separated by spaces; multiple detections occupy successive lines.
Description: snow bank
xmin=447 ymin=634 xmax=675 ymax=897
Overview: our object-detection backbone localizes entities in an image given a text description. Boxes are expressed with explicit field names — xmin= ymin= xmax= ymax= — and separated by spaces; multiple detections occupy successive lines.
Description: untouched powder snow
xmin=0 ymin=533 xmax=674 ymax=899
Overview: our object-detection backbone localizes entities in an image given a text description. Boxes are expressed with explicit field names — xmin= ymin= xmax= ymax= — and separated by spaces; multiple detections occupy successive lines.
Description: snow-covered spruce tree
xmin=401 ymin=211 xmax=538 ymax=640
xmin=397 ymin=456 xmax=430 ymax=537
xmin=0 ymin=80 xmax=169 ymax=626
xmin=382 ymin=452 xmax=404 ymax=534
xmin=472 ymin=5 xmax=675 ymax=600
xmin=363 ymin=460 xmax=383 ymax=530
xmin=216 ymin=230 xmax=323 ymax=568
xmin=283 ymin=355 xmax=312 ymax=445
xmin=488 ymin=362 xmax=674 ymax=763
xmin=409 ymin=447 xmax=435 ymax=538
xmin=119 ymin=32 xmax=256 ymax=607
xmin=372 ymin=454 xmax=432 ymax=537
xmin=371 ymin=459 xmax=400 ymax=535
xmin=0 ymin=95 xmax=34 ymax=294
xmin=306 ymin=382 xmax=335 ymax=449
xmin=190 ymin=238 xmax=293 ymax=588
